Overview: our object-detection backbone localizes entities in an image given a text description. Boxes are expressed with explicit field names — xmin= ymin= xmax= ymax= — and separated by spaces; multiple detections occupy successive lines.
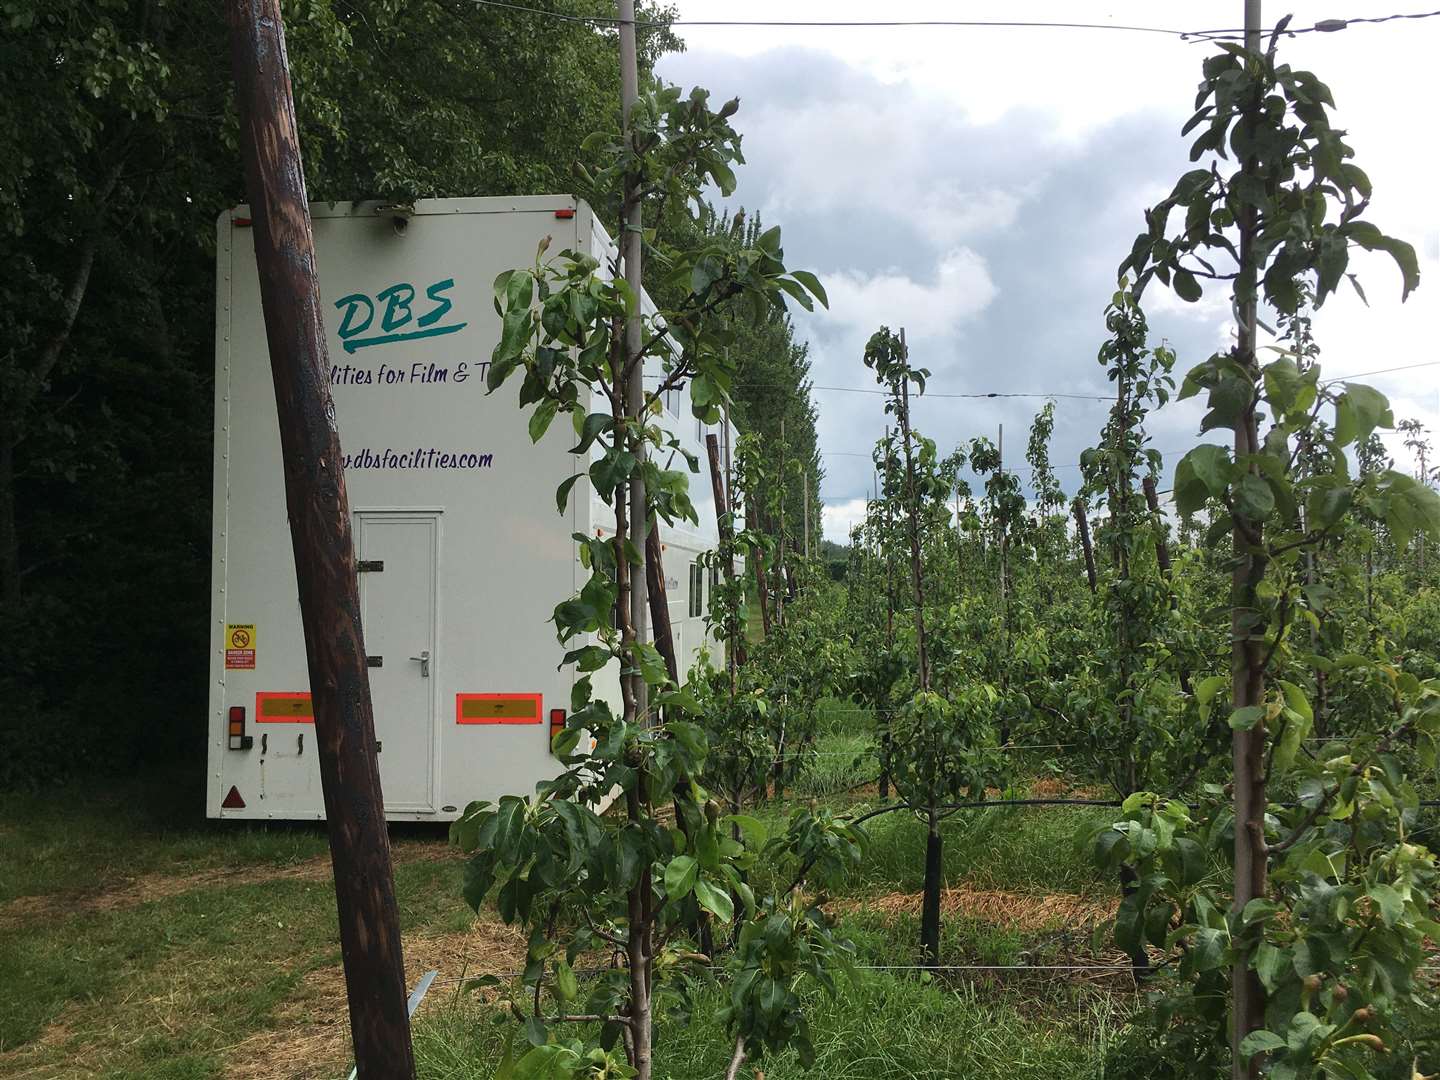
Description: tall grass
xmin=413 ymin=973 xmax=1121 ymax=1080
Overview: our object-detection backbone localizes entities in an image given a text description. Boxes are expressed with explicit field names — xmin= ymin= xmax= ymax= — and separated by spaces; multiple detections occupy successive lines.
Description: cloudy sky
xmin=654 ymin=1 xmax=1440 ymax=542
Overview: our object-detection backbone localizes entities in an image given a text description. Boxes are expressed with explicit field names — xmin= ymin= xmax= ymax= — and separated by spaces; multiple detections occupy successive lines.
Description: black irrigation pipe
xmin=843 ymin=797 xmax=1440 ymax=828
xmin=847 ymin=797 xmax=1122 ymax=828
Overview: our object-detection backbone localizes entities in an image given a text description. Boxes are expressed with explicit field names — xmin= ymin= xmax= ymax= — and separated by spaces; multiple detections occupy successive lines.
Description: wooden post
xmin=619 ymin=0 xmax=649 ymax=729
xmin=998 ymin=423 xmax=1008 ymax=645
xmin=882 ymin=427 xmax=895 ymax=646
xmin=749 ymin=493 xmax=772 ymax=640
xmin=897 ymin=329 xmax=929 ymax=692
xmin=775 ymin=418 xmax=786 ymax=629
xmin=1073 ymin=498 xmax=1097 ymax=593
xmin=645 ymin=527 xmax=678 ymax=685
xmin=1231 ymin=4 xmax=1267 ymax=1075
xmin=803 ymin=468 xmax=811 ymax=561
xmin=224 ymin=2 xmax=415 ymax=1076
xmin=1142 ymin=475 xmax=1172 ymax=577
xmin=706 ymin=433 xmax=745 ymax=670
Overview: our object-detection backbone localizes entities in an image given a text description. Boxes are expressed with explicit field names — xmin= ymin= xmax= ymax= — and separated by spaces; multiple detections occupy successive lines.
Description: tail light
xmin=549 ymin=708 xmax=566 ymax=752
xmin=228 ymin=706 xmax=254 ymax=751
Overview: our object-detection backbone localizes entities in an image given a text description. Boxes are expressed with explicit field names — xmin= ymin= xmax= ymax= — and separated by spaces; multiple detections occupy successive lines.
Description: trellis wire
xmin=422 ymin=959 xmax=1440 ymax=992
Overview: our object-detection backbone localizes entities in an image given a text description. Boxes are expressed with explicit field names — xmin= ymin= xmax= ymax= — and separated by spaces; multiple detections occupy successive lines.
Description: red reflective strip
xmin=256 ymin=692 xmax=314 ymax=723
xmin=456 ymin=693 xmax=543 ymax=725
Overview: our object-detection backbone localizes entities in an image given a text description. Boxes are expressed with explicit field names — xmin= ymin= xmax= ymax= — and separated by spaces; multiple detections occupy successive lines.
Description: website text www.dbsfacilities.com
xmin=342 ymin=448 xmax=496 ymax=470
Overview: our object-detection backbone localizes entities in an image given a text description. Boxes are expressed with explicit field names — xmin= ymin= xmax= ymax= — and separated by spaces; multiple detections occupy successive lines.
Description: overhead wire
xmin=461 ymin=1 xmax=1440 ymax=42
xmin=1325 ymin=360 xmax=1440 ymax=383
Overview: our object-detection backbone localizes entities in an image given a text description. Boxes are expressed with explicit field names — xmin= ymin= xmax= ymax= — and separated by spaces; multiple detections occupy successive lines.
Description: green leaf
xmin=1334 ymin=383 xmax=1392 ymax=447
xmin=693 ymin=876 xmax=735 ymax=922
xmin=1229 ymin=705 xmax=1265 ymax=731
xmin=1173 ymin=269 xmax=1202 ymax=302
xmin=1175 ymin=444 xmax=1231 ymax=515
xmin=725 ymin=814 xmax=768 ymax=846
xmin=571 ymin=412 xmax=613 ymax=455
xmin=493 ymin=1030 xmax=517 ymax=1080
xmin=1277 ymin=681 xmax=1313 ymax=724
xmin=1235 ymin=473 xmax=1275 ymax=520
xmin=554 ymin=473 xmax=582 ymax=514
xmin=528 ymin=399 xmax=559 ymax=443
xmin=554 ymin=958 xmax=578 ymax=1001
xmin=663 ymin=854 xmax=698 ymax=900
xmin=1191 ymin=926 xmax=1225 ymax=971
xmin=1238 ymin=1030 xmax=1287 ymax=1056
xmin=790 ymin=269 xmax=829 ymax=309
xmin=1195 ymin=674 xmax=1228 ymax=718
xmin=1367 ymin=882 xmax=1404 ymax=927
xmin=1255 ymin=942 xmax=1287 ymax=992
xmin=462 ymin=855 xmax=495 ymax=912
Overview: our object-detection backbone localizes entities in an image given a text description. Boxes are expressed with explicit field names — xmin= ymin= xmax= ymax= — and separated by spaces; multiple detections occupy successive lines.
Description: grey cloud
xmin=658 ymin=46 xmax=1237 ymax=532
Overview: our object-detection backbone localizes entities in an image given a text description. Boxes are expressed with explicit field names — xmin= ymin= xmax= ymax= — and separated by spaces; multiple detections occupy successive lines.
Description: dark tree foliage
xmin=0 ymin=0 xmax=679 ymax=786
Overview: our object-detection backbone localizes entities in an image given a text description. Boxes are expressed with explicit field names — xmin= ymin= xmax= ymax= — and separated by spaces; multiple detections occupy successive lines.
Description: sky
xmin=653 ymin=1 xmax=1440 ymax=543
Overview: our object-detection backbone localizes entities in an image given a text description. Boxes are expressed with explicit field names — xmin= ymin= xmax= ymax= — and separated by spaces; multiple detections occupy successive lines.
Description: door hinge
xmin=358 ymin=560 xmax=384 ymax=573
xmin=367 ymin=655 xmax=384 ymax=668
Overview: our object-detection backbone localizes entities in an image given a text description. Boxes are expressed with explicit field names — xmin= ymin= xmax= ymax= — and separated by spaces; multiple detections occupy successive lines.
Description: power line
xmin=463 ymin=1 xmax=1208 ymax=35
xmin=811 ymin=386 xmax=1112 ymax=401
xmin=462 ymin=1 xmax=1440 ymax=40
xmin=1325 ymin=360 xmax=1440 ymax=383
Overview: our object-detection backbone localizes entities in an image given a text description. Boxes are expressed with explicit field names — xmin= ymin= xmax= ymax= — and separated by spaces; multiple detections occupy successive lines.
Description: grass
xmin=790 ymin=732 xmax=877 ymax=798
xmin=0 ymin=741 xmax=1138 ymax=1078
xmin=407 ymin=772 xmax=1135 ymax=1079
xmin=0 ymin=766 xmax=334 ymax=905
xmin=0 ymin=766 xmax=468 ymax=1077
xmin=414 ymin=975 xmax=1125 ymax=1080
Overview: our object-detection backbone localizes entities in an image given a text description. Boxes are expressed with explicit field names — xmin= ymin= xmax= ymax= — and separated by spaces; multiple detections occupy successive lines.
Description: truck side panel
xmin=209 ymin=198 xmax=587 ymax=820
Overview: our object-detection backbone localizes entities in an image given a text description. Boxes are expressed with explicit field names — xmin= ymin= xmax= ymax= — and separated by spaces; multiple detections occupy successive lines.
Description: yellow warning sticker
xmin=226 ymin=623 xmax=257 ymax=669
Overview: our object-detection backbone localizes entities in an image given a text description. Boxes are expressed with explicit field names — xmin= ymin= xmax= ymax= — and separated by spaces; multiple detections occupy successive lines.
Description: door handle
xmin=409 ymin=649 xmax=430 ymax=677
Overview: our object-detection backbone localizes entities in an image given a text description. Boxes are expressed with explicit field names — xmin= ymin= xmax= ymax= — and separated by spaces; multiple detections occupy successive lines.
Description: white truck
xmin=208 ymin=195 xmax=729 ymax=821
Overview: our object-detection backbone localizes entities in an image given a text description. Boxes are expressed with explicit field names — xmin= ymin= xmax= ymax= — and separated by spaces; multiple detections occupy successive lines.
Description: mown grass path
xmin=1 ymin=747 xmax=1141 ymax=1079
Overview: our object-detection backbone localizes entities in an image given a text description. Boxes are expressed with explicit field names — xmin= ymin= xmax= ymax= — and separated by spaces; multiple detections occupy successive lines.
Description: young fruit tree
xmin=450 ymin=78 xmax=871 ymax=1080
xmin=1093 ymin=22 xmax=1439 ymax=1080
xmin=860 ymin=326 xmax=1003 ymax=968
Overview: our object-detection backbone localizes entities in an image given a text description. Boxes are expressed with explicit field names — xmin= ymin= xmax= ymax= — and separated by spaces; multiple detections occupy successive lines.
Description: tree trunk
xmin=705 ymin=433 xmax=745 ymax=670
xmin=0 ymin=433 xmax=18 ymax=606
xmin=1073 ymin=499 xmax=1097 ymax=593
xmin=897 ymin=332 xmax=929 ymax=692
xmin=645 ymin=526 xmax=678 ymax=685
xmin=1231 ymin=12 xmax=1268 ymax=1072
xmin=1142 ymin=475 xmax=1172 ymax=576
xmin=225 ymin=2 xmax=415 ymax=1075
xmin=921 ymin=814 xmax=943 ymax=967
xmin=877 ymin=716 xmax=892 ymax=801
xmin=1119 ymin=863 xmax=1153 ymax=979
xmin=625 ymin=790 xmax=653 ymax=1080
xmin=749 ymin=495 xmax=771 ymax=640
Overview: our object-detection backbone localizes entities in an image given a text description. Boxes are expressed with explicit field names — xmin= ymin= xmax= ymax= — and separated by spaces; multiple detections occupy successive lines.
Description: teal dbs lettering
xmin=333 ymin=278 xmax=467 ymax=354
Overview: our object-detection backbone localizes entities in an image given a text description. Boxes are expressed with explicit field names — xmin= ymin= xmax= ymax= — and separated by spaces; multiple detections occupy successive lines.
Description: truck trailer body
xmin=208 ymin=195 xmax=729 ymax=821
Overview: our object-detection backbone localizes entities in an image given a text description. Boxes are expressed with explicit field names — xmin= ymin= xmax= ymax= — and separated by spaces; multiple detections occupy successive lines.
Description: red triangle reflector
xmin=221 ymin=785 xmax=246 ymax=809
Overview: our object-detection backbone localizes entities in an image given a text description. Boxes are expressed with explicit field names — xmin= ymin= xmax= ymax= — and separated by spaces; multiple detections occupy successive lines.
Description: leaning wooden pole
xmin=225 ymin=3 xmax=415 ymax=1076
xmin=1072 ymin=498 xmax=1097 ymax=593
xmin=707 ymin=433 xmax=746 ymax=670
xmin=1231 ymin=5 xmax=1267 ymax=1075
xmin=645 ymin=527 xmax=679 ymax=685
